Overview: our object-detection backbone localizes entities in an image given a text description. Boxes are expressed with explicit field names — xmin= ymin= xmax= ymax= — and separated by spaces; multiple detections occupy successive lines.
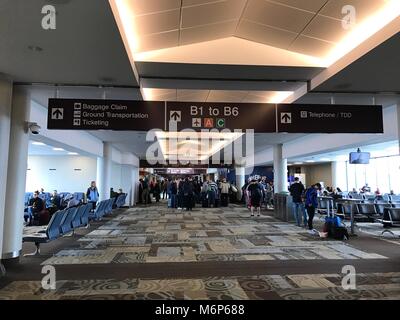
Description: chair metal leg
xmin=24 ymin=243 xmax=41 ymax=256
xmin=381 ymin=229 xmax=397 ymax=238
xmin=0 ymin=262 xmax=5 ymax=277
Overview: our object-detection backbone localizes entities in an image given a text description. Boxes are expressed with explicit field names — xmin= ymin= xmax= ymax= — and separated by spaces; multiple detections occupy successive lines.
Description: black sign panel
xmin=47 ymin=99 xmax=165 ymax=130
xmin=139 ymin=159 xmax=234 ymax=169
xmin=165 ymin=102 xmax=276 ymax=132
xmin=277 ymin=104 xmax=383 ymax=134
xmin=47 ymin=99 xmax=384 ymax=134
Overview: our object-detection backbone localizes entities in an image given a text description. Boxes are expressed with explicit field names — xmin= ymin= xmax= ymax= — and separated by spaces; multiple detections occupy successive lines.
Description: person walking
xmin=247 ymin=179 xmax=263 ymax=217
xmin=86 ymin=181 xmax=99 ymax=210
xmin=289 ymin=177 xmax=306 ymax=227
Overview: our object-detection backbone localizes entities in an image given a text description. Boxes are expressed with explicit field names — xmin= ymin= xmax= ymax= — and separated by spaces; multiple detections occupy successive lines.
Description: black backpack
xmin=328 ymin=223 xmax=349 ymax=240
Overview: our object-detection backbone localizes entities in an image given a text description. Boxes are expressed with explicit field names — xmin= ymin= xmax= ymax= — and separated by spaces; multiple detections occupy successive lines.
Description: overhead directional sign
xmin=47 ymin=99 xmax=165 ymax=130
xmin=47 ymin=99 xmax=384 ymax=134
xmin=277 ymin=104 xmax=384 ymax=134
xmin=166 ymin=102 xmax=277 ymax=133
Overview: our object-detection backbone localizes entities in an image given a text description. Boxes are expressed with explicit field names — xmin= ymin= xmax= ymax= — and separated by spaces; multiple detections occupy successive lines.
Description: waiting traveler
xmin=219 ymin=178 xmax=231 ymax=207
xmin=48 ymin=190 xmax=61 ymax=215
xmin=201 ymin=180 xmax=208 ymax=207
xmin=86 ymin=181 xmax=99 ymax=209
xmin=305 ymin=183 xmax=322 ymax=234
xmin=361 ymin=183 xmax=371 ymax=193
xmin=247 ymin=179 xmax=263 ymax=217
xmin=169 ymin=178 xmax=178 ymax=208
xmin=110 ymin=188 xmax=118 ymax=198
xmin=25 ymin=190 xmax=44 ymax=225
xmin=289 ymin=177 xmax=306 ymax=227
xmin=177 ymin=178 xmax=184 ymax=209
xmin=142 ymin=177 xmax=149 ymax=205
xmin=375 ymin=188 xmax=383 ymax=200
xmin=183 ymin=177 xmax=194 ymax=211
xmin=138 ymin=179 xmax=144 ymax=204
xmin=161 ymin=179 xmax=168 ymax=199
xmin=154 ymin=180 xmax=161 ymax=202
xmin=207 ymin=178 xmax=218 ymax=208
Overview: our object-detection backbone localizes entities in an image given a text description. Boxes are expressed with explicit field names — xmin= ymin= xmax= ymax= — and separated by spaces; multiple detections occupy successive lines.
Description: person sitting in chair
xmin=25 ymin=191 xmax=44 ymax=225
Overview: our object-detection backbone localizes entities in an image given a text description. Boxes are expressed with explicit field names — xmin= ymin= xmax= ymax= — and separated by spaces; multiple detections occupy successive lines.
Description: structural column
xmin=235 ymin=166 xmax=245 ymax=189
xmin=397 ymin=104 xmax=400 ymax=155
xmin=0 ymin=78 xmax=13 ymax=271
xmin=331 ymin=161 xmax=338 ymax=189
xmin=2 ymin=86 xmax=30 ymax=261
xmin=97 ymin=142 xmax=112 ymax=201
xmin=131 ymin=166 xmax=139 ymax=206
xmin=235 ymin=166 xmax=246 ymax=201
xmin=120 ymin=164 xmax=139 ymax=206
xmin=273 ymin=144 xmax=288 ymax=193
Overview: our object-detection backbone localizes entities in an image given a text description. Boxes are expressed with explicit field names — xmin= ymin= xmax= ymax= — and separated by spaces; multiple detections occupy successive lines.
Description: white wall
xmin=26 ymin=155 xmax=97 ymax=193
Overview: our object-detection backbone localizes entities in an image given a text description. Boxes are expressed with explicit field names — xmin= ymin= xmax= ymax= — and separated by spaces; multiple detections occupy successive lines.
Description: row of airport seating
xmin=22 ymin=194 xmax=127 ymax=256
xmin=24 ymin=191 xmax=85 ymax=208
xmin=345 ymin=192 xmax=400 ymax=203
xmin=318 ymin=197 xmax=400 ymax=228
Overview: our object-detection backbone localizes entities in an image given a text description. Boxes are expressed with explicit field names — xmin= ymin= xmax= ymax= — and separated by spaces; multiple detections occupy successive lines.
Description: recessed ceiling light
xmin=68 ymin=152 xmax=78 ymax=155
xmin=305 ymin=160 xmax=315 ymax=163
xmin=53 ymin=148 xmax=64 ymax=151
xmin=32 ymin=142 xmax=46 ymax=146
xmin=294 ymin=162 xmax=303 ymax=165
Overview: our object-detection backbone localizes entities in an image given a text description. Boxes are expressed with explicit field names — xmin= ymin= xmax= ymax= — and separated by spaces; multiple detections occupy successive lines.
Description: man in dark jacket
xmin=183 ymin=177 xmax=194 ymax=211
xmin=289 ymin=177 xmax=306 ymax=227
xmin=26 ymin=191 xmax=44 ymax=225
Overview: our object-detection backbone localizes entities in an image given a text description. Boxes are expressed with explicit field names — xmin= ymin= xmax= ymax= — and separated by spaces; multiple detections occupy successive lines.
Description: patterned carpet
xmin=40 ymin=205 xmax=387 ymax=265
xmin=1 ymin=204 xmax=399 ymax=300
xmin=1 ymin=272 xmax=399 ymax=300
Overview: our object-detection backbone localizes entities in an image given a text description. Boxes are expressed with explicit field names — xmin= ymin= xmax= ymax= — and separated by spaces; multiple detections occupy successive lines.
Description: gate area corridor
xmin=1 ymin=203 xmax=399 ymax=300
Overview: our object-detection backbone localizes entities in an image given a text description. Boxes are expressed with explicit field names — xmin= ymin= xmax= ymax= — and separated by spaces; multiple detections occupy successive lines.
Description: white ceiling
xmin=142 ymin=88 xmax=293 ymax=103
xmin=28 ymin=140 xmax=80 ymax=156
xmin=126 ymin=0 xmax=386 ymax=58
xmin=2 ymin=1 xmax=399 ymax=164
xmin=0 ymin=0 xmax=136 ymax=86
